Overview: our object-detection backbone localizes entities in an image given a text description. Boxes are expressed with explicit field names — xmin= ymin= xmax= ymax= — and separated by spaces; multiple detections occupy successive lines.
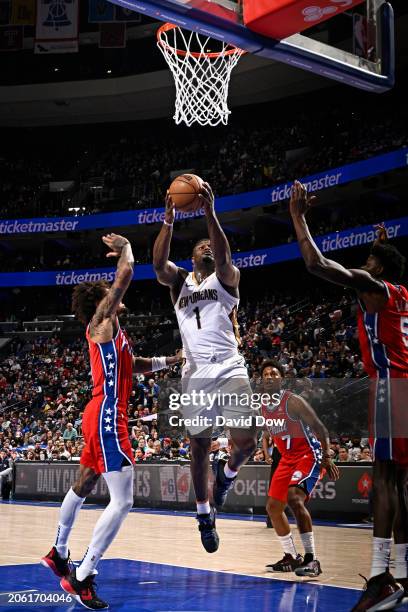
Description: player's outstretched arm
xmin=289 ymin=181 xmax=385 ymax=294
xmin=288 ymin=393 xmax=340 ymax=481
xmin=153 ymin=194 xmax=180 ymax=287
xmin=133 ymin=349 xmax=183 ymax=373
xmin=90 ymin=234 xmax=134 ymax=337
xmin=200 ymin=181 xmax=240 ymax=288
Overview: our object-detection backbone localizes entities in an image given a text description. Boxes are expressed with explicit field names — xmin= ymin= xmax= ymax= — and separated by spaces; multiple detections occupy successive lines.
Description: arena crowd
xmin=0 ymin=93 xmax=406 ymax=220
xmin=0 ymin=289 xmax=372 ymax=498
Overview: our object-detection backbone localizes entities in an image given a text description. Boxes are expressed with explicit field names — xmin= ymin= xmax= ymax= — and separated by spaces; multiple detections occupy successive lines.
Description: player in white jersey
xmin=153 ymin=182 xmax=257 ymax=553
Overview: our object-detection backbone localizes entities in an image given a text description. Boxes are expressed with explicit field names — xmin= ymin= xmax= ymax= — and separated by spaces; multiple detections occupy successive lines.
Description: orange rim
xmin=157 ymin=22 xmax=245 ymax=59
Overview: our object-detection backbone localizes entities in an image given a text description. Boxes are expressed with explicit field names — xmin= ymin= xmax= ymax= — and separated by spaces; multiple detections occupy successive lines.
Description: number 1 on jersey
xmin=193 ymin=307 xmax=201 ymax=329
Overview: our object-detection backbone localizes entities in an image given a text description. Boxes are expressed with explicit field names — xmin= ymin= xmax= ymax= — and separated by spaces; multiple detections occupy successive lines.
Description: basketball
xmin=168 ymin=174 xmax=204 ymax=212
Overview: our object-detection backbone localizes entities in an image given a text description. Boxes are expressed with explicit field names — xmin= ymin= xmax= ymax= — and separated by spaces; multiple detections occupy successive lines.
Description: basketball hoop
xmin=157 ymin=23 xmax=245 ymax=127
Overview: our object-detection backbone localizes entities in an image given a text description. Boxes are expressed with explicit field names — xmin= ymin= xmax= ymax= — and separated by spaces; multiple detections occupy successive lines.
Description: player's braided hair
xmin=371 ymin=243 xmax=406 ymax=281
xmin=71 ymin=281 xmax=110 ymax=324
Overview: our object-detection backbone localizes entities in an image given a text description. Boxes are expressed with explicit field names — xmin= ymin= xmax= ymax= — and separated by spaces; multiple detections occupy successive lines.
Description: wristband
xmin=163 ymin=220 xmax=173 ymax=227
xmin=151 ymin=356 xmax=167 ymax=372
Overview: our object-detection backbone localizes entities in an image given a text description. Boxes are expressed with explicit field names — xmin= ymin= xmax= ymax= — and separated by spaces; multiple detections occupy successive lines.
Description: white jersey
xmin=175 ymin=272 xmax=240 ymax=363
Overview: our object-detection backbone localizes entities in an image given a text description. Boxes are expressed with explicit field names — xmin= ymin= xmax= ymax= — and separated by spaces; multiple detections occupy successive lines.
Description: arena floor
xmin=1 ymin=501 xmax=407 ymax=612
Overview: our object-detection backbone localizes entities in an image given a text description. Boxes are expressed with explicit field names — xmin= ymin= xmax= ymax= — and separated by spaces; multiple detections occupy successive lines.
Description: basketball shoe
xmin=396 ymin=577 xmax=408 ymax=607
xmin=266 ymin=553 xmax=303 ymax=572
xmin=295 ymin=555 xmax=322 ymax=577
xmin=212 ymin=457 xmax=236 ymax=509
xmin=41 ymin=546 xmax=72 ymax=578
xmin=351 ymin=571 xmax=403 ymax=611
xmin=60 ymin=569 xmax=108 ymax=610
xmin=196 ymin=506 xmax=219 ymax=553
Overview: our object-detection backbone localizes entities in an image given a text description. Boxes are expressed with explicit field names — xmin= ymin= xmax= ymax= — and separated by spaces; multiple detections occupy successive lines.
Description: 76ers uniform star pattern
xmin=262 ymin=390 xmax=322 ymax=503
xmin=357 ymin=280 xmax=408 ymax=465
xmin=80 ymin=324 xmax=134 ymax=474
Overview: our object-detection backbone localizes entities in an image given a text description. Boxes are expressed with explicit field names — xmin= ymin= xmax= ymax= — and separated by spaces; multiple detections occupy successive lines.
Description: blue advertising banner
xmin=0 ymin=217 xmax=404 ymax=287
xmin=1 ymin=148 xmax=407 ymax=235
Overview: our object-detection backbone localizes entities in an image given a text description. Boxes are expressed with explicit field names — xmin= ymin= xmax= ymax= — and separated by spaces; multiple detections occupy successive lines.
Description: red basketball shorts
xmin=268 ymin=452 xmax=322 ymax=503
xmin=368 ymin=371 xmax=408 ymax=466
xmin=80 ymin=397 xmax=134 ymax=474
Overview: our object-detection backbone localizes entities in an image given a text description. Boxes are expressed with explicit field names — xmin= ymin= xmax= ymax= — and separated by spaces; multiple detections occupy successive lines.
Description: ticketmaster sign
xmin=1 ymin=148 xmax=407 ymax=235
xmin=0 ymin=216 xmax=404 ymax=287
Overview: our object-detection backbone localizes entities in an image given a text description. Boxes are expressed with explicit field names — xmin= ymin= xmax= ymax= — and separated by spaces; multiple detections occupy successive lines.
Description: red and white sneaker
xmin=60 ymin=569 xmax=109 ymax=610
xmin=41 ymin=546 xmax=72 ymax=578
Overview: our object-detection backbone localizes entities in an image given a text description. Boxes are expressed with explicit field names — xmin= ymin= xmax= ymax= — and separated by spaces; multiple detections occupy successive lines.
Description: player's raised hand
xmin=373 ymin=223 xmax=387 ymax=245
xmin=164 ymin=191 xmax=175 ymax=225
xmin=289 ymin=180 xmax=316 ymax=218
xmin=199 ymin=181 xmax=215 ymax=217
xmin=102 ymin=233 xmax=130 ymax=258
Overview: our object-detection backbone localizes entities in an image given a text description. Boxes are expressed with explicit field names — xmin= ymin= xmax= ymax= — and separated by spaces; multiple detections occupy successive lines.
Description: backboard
xmin=109 ymin=0 xmax=394 ymax=92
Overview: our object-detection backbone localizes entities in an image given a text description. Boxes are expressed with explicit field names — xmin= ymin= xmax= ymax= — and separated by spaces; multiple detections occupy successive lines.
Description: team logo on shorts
xmin=291 ymin=470 xmax=303 ymax=481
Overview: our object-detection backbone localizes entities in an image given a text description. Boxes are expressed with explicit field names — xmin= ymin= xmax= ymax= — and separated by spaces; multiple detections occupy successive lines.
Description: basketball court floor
xmin=1 ymin=500 xmax=407 ymax=611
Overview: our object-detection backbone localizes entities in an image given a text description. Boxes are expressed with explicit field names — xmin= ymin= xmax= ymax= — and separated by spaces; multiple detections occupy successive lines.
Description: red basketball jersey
xmin=357 ymin=281 xmax=408 ymax=378
xmin=261 ymin=390 xmax=322 ymax=458
xmin=86 ymin=322 xmax=133 ymax=406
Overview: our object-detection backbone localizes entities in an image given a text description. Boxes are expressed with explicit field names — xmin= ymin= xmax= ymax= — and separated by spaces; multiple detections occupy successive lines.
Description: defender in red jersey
xmin=261 ymin=360 xmax=339 ymax=577
xmin=41 ymin=233 xmax=181 ymax=610
xmin=290 ymin=181 xmax=407 ymax=611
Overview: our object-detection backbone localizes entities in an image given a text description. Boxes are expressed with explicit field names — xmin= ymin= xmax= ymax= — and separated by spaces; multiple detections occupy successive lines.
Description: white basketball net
xmin=157 ymin=24 xmax=245 ymax=127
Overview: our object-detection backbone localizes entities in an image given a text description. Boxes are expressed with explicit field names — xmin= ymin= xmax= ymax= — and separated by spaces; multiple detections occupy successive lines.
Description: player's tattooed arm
xmin=90 ymin=233 xmax=134 ymax=335
xmin=288 ymin=394 xmax=340 ymax=481
xmin=289 ymin=180 xmax=386 ymax=294
xmin=200 ymin=181 xmax=240 ymax=288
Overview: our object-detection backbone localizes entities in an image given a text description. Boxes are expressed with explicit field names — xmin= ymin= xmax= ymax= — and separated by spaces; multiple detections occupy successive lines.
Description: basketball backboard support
xmin=108 ymin=0 xmax=394 ymax=93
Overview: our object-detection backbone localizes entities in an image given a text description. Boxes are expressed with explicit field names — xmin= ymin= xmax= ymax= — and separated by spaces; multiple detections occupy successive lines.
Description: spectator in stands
xmin=162 ymin=438 xmax=172 ymax=459
xmin=145 ymin=379 xmax=159 ymax=411
xmin=253 ymin=449 xmax=266 ymax=463
xmin=63 ymin=422 xmax=78 ymax=442
xmin=153 ymin=440 xmax=163 ymax=457
xmin=337 ymin=446 xmax=350 ymax=462
xmin=135 ymin=448 xmax=144 ymax=462
xmin=51 ymin=448 xmax=60 ymax=461
xmin=45 ymin=440 xmax=54 ymax=459
xmin=360 ymin=446 xmax=373 ymax=462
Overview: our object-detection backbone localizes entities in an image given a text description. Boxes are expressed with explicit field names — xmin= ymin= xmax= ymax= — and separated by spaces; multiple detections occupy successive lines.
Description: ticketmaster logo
xmin=55 ymin=271 xmax=116 ymax=285
xmin=0 ymin=219 xmax=79 ymax=234
xmin=271 ymin=173 xmax=342 ymax=202
xmin=232 ymin=253 xmax=267 ymax=269
xmin=137 ymin=208 xmax=204 ymax=224
xmin=321 ymin=223 xmax=401 ymax=252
